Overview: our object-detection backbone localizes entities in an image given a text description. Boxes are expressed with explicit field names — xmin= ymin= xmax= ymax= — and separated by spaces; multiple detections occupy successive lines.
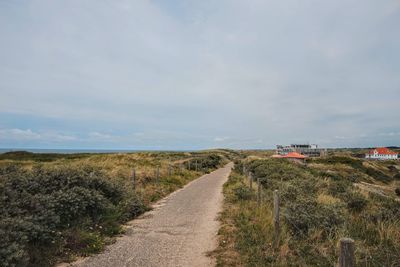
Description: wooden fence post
xmin=339 ymin=238 xmax=355 ymax=267
xmin=273 ymin=190 xmax=280 ymax=249
xmin=195 ymin=160 xmax=198 ymax=171
xmin=131 ymin=168 xmax=136 ymax=190
xmin=168 ymin=165 xmax=172 ymax=176
xmin=243 ymin=165 xmax=246 ymax=175
xmin=257 ymin=178 xmax=261 ymax=207
xmin=188 ymin=161 xmax=191 ymax=170
xmin=156 ymin=166 xmax=160 ymax=182
xmin=249 ymin=172 xmax=253 ymax=189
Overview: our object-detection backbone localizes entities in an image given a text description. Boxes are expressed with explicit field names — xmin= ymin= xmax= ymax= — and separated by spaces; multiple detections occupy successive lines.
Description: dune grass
xmin=0 ymin=151 xmax=229 ymax=267
xmin=215 ymin=156 xmax=400 ymax=266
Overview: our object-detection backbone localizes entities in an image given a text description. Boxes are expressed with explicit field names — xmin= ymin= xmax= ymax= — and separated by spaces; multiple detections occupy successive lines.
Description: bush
xmin=395 ymin=188 xmax=400 ymax=196
xmin=365 ymin=167 xmax=392 ymax=183
xmin=368 ymin=193 xmax=400 ymax=222
xmin=185 ymin=154 xmax=223 ymax=172
xmin=313 ymin=156 xmax=363 ymax=169
xmin=247 ymin=158 xmax=310 ymax=182
xmin=344 ymin=191 xmax=368 ymax=212
xmin=0 ymin=164 xmax=144 ymax=266
xmin=280 ymin=178 xmax=320 ymax=203
xmin=284 ymin=198 xmax=345 ymax=237
xmin=233 ymin=185 xmax=253 ymax=201
xmin=327 ymin=179 xmax=351 ymax=196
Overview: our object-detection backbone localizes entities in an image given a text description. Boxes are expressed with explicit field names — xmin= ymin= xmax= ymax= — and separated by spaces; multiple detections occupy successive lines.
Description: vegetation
xmin=215 ymin=155 xmax=400 ymax=266
xmin=396 ymin=188 xmax=400 ymax=196
xmin=0 ymin=150 xmax=228 ymax=266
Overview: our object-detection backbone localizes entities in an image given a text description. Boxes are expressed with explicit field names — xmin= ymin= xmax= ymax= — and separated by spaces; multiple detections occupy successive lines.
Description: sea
xmin=0 ymin=148 xmax=143 ymax=154
xmin=0 ymin=148 xmax=192 ymax=154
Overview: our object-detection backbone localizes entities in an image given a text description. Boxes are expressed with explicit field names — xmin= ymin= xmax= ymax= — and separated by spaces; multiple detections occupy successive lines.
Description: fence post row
xmin=249 ymin=172 xmax=253 ymax=189
xmin=339 ymin=238 xmax=355 ymax=267
xmin=273 ymin=190 xmax=280 ymax=249
xmin=168 ymin=165 xmax=171 ymax=176
xmin=131 ymin=168 xmax=136 ymax=190
xmin=257 ymin=178 xmax=261 ymax=207
xmin=244 ymin=170 xmax=355 ymax=265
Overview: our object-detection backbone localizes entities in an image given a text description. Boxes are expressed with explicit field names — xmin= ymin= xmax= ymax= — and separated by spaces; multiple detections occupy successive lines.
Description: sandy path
xmin=69 ymin=163 xmax=233 ymax=267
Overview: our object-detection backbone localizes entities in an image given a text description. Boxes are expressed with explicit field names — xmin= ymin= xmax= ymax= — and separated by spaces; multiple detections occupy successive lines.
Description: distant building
xmin=365 ymin=147 xmax=398 ymax=160
xmin=276 ymin=144 xmax=326 ymax=157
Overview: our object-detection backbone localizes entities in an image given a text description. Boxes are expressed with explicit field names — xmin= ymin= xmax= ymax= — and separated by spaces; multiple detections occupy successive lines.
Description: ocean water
xmin=0 ymin=148 xmax=141 ymax=154
xmin=0 ymin=148 xmax=192 ymax=154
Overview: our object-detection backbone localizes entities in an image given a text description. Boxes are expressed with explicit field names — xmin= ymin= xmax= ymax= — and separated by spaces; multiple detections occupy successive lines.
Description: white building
xmin=276 ymin=144 xmax=326 ymax=157
xmin=365 ymin=147 xmax=398 ymax=160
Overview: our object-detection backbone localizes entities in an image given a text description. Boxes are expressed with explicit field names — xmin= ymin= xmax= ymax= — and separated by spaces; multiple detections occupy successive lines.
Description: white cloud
xmin=213 ymin=137 xmax=230 ymax=142
xmin=0 ymin=0 xmax=399 ymax=149
xmin=0 ymin=128 xmax=77 ymax=143
xmin=88 ymin=132 xmax=113 ymax=139
xmin=0 ymin=128 xmax=41 ymax=140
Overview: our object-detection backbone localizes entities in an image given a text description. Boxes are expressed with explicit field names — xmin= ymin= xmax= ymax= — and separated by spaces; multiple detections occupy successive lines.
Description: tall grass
xmin=216 ymin=157 xmax=400 ymax=266
xmin=0 ymin=151 xmax=228 ymax=266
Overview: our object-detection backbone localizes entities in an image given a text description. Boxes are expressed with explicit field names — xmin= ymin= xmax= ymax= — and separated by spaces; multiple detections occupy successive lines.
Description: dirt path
xmin=69 ymin=163 xmax=233 ymax=267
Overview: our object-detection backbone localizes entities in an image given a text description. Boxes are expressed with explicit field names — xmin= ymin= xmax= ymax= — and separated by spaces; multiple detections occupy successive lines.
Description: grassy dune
xmin=0 ymin=150 xmax=230 ymax=267
xmin=215 ymin=155 xmax=400 ymax=266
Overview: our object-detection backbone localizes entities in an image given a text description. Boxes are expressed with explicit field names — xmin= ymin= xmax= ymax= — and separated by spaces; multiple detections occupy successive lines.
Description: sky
xmin=0 ymin=0 xmax=399 ymax=150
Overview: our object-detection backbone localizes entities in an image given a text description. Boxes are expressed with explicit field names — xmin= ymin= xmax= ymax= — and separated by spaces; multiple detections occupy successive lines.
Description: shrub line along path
xmin=68 ymin=163 xmax=233 ymax=267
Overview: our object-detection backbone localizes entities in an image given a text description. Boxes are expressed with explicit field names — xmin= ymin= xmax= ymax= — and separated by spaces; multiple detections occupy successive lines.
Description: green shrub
xmin=344 ymin=191 xmax=368 ymax=212
xmin=0 ymin=164 xmax=145 ymax=266
xmin=328 ymin=179 xmax=351 ymax=196
xmin=233 ymin=185 xmax=253 ymax=201
xmin=313 ymin=156 xmax=363 ymax=169
xmin=395 ymin=188 xmax=400 ymax=196
xmin=247 ymin=158 xmax=310 ymax=182
xmin=367 ymin=193 xmax=400 ymax=222
xmin=0 ymin=151 xmax=90 ymax=162
xmin=280 ymin=178 xmax=320 ymax=203
xmin=365 ymin=167 xmax=392 ymax=183
xmin=284 ymin=198 xmax=345 ymax=237
xmin=185 ymin=154 xmax=223 ymax=172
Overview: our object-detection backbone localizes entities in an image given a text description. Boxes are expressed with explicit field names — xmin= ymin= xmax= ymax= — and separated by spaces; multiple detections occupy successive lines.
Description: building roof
xmin=272 ymin=152 xmax=307 ymax=159
xmin=367 ymin=147 xmax=398 ymax=155
xmin=283 ymin=152 xmax=307 ymax=159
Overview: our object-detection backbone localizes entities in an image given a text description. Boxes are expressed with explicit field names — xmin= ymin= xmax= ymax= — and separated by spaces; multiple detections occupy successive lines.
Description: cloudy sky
xmin=0 ymin=0 xmax=399 ymax=150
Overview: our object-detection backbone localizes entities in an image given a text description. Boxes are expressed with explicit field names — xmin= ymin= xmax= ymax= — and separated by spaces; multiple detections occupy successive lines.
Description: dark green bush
xmin=367 ymin=193 xmax=400 ymax=222
xmin=364 ymin=167 xmax=392 ymax=183
xmin=395 ymin=188 xmax=400 ymax=196
xmin=388 ymin=165 xmax=398 ymax=173
xmin=328 ymin=179 xmax=351 ymax=196
xmin=280 ymin=178 xmax=320 ymax=204
xmin=185 ymin=154 xmax=223 ymax=172
xmin=247 ymin=159 xmax=310 ymax=182
xmin=0 ymin=165 xmax=145 ymax=266
xmin=344 ymin=191 xmax=368 ymax=212
xmin=233 ymin=185 xmax=253 ymax=201
xmin=284 ymin=198 xmax=345 ymax=237
xmin=313 ymin=157 xmax=393 ymax=183
xmin=0 ymin=151 xmax=90 ymax=162
xmin=313 ymin=156 xmax=363 ymax=169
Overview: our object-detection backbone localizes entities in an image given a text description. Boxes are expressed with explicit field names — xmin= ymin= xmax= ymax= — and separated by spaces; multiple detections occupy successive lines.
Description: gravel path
xmin=70 ymin=163 xmax=233 ymax=267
